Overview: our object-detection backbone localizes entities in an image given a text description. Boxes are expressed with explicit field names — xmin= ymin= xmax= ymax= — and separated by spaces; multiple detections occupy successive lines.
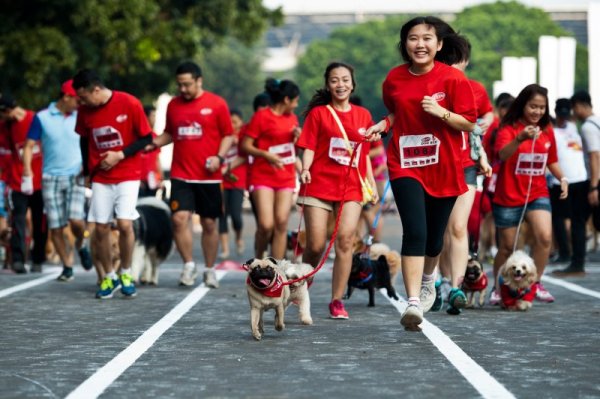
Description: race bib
xmin=92 ymin=126 xmax=123 ymax=150
xmin=268 ymin=142 xmax=295 ymax=165
xmin=225 ymin=146 xmax=238 ymax=165
xmin=515 ymin=153 xmax=547 ymax=176
xmin=328 ymin=137 xmax=360 ymax=167
xmin=399 ymin=134 xmax=440 ymax=168
xmin=177 ymin=122 xmax=203 ymax=139
xmin=16 ymin=142 xmax=42 ymax=160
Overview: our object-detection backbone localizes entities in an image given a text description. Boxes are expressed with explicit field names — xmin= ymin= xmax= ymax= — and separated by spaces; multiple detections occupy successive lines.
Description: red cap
xmin=61 ymin=79 xmax=77 ymax=97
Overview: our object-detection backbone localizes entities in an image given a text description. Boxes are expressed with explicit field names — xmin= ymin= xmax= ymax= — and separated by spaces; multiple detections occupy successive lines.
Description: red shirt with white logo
xmin=493 ymin=122 xmax=558 ymax=207
xmin=166 ymin=91 xmax=233 ymax=182
xmin=296 ymin=105 xmax=372 ymax=202
xmin=382 ymin=61 xmax=477 ymax=197
xmin=461 ymin=79 xmax=494 ymax=168
xmin=76 ymin=91 xmax=152 ymax=184
xmin=245 ymin=108 xmax=299 ymax=189
xmin=5 ymin=110 xmax=43 ymax=191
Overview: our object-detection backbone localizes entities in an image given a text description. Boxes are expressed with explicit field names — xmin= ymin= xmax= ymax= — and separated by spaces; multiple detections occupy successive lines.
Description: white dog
xmin=497 ymin=250 xmax=538 ymax=311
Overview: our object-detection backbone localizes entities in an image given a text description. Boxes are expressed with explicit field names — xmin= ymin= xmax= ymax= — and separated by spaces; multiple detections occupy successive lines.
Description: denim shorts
xmin=464 ymin=166 xmax=477 ymax=186
xmin=492 ymin=197 xmax=551 ymax=228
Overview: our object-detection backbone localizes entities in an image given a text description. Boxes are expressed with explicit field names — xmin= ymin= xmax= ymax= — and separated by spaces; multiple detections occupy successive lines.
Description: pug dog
xmin=461 ymin=257 xmax=488 ymax=308
xmin=498 ymin=250 xmax=538 ymax=311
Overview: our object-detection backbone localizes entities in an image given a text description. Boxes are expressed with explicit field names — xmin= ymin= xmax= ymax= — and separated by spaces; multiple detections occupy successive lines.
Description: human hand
xmin=99 ymin=151 xmax=124 ymax=170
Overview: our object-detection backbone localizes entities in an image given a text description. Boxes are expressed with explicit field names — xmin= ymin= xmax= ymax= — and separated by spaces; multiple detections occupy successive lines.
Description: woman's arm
xmin=421 ymin=96 xmax=475 ymax=132
xmin=498 ymin=125 xmax=539 ymax=161
xmin=547 ymin=162 xmax=568 ymax=199
xmin=300 ymin=149 xmax=315 ymax=183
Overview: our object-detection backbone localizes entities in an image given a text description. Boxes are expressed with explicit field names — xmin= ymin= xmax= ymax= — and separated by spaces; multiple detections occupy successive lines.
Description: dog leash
xmin=512 ymin=133 xmax=538 ymax=254
xmin=364 ymin=179 xmax=391 ymax=252
xmin=282 ymin=139 xmax=368 ymax=286
xmin=292 ymin=183 xmax=309 ymax=259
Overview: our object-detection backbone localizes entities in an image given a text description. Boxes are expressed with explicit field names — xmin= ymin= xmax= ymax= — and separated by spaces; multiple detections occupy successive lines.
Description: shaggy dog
xmin=286 ymin=230 xmax=306 ymax=263
xmin=498 ymin=250 xmax=538 ymax=311
xmin=461 ymin=257 xmax=488 ymax=308
xmin=346 ymin=246 xmax=400 ymax=306
xmin=129 ymin=197 xmax=173 ymax=285
xmin=244 ymin=257 xmax=313 ymax=341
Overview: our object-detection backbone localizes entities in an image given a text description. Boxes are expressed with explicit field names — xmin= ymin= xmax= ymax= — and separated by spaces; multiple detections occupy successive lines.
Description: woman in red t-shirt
xmin=491 ymin=84 xmax=568 ymax=305
xmin=367 ymin=16 xmax=477 ymax=331
xmin=296 ymin=61 xmax=378 ymax=319
xmin=241 ymin=79 xmax=301 ymax=259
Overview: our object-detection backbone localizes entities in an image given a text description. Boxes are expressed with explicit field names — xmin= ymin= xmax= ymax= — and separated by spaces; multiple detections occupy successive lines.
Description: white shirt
xmin=549 ymin=120 xmax=587 ymax=185
xmin=581 ymin=115 xmax=600 ymax=179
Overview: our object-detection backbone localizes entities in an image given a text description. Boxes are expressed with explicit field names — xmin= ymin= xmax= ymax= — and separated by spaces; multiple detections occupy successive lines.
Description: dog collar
xmin=247 ymin=274 xmax=285 ymax=298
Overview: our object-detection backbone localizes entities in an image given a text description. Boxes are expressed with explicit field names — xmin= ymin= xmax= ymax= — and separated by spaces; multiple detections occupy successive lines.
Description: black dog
xmin=345 ymin=253 xmax=399 ymax=306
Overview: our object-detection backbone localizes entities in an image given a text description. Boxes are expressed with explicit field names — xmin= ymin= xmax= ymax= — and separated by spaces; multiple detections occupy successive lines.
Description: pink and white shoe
xmin=489 ymin=289 xmax=501 ymax=306
xmin=534 ymin=282 xmax=555 ymax=303
xmin=329 ymin=299 xmax=349 ymax=319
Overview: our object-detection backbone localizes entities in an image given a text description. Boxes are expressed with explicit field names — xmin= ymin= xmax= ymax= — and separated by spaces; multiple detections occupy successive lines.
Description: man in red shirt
xmin=73 ymin=69 xmax=153 ymax=299
xmin=0 ymin=95 xmax=47 ymax=274
xmin=152 ymin=61 xmax=233 ymax=288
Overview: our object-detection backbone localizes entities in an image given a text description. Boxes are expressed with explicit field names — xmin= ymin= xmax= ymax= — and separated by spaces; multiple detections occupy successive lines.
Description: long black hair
xmin=501 ymin=84 xmax=551 ymax=129
xmin=304 ymin=61 xmax=356 ymax=117
xmin=398 ymin=16 xmax=470 ymax=66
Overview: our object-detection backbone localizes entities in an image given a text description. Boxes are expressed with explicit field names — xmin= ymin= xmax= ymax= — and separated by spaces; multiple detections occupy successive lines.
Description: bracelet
xmin=590 ymin=186 xmax=598 ymax=192
xmin=383 ymin=116 xmax=391 ymax=131
xmin=216 ymin=155 xmax=225 ymax=164
xmin=441 ymin=110 xmax=451 ymax=122
xmin=560 ymin=177 xmax=568 ymax=183
xmin=301 ymin=169 xmax=310 ymax=172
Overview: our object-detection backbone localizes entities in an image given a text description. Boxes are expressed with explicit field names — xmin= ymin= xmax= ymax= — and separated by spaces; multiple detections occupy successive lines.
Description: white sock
xmin=107 ymin=271 xmax=117 ymax=280
xmin=408 ymin=297 xmax=420 ymax=306
xmin=184 ymin=261 xmax=195 ymax=269
xmin=121 ymin=268 xmax=131 ymax=275
xmin=422 ymin=272 xmax=435 ymax=282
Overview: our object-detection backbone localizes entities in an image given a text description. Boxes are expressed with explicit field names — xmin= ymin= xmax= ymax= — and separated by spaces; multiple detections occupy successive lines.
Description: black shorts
xmin=170 ymin=179 xmax=223 ymax=218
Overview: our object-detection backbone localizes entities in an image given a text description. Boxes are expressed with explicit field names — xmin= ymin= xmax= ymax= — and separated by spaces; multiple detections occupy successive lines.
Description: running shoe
xmin=56 ymin=266 xmax=74 ymax=282
xmin=329 ymin=299 xmax=349 ymax=319
xmin=401 ymin=303 xmax=423 ymax=331
xmin=430 ymin=279 xmax=443 ymax=312
xmin=534 ymin=282 xmax=555 ymax=303
xmin=203 ymin=269 xmax=219 ymax=288
xmin=489 ymin=288 xmax=501 ymax=306
xmin=420 ymin=277 xmax=436 ymax=312
xmin=78 ymin=246 xmax=93 ymax=271
xmin=120 ymin=273 xmax=137 ymax=297
xmin=447 ymin=287 xmax=467 ymax=315
xmin=551 ymin=264 xmax=585 ymax=277
xmin=96 ymin=276 xmax=121 ymax=299
xmin=179 ymin=263 xmax=198 ymax=286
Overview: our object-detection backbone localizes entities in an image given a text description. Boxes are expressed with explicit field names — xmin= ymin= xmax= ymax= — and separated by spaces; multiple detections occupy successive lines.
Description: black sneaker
xmin=57 ymin=267 xmax=74 ymax=282
xmin=552 ymin=264 xmax=585 ymax=277
xmin=31 ymin=263 xmax=42 ymax=273
xmin=78 ymin=246 xmax=93 ymax=271
xmin=430 ymin=279 xmax=443 ymax=311
xmin=12 ymin=262 xmax=27 ymax=274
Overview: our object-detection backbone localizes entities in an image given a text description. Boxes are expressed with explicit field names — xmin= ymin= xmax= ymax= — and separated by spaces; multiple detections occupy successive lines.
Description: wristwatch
xmin=441 ymin=111 xmax=451 ymax=122
xmin=216 ymin=155 xmax=225 ymax=165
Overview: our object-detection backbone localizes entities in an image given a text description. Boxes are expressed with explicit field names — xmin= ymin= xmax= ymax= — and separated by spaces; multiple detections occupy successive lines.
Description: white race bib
xmin=399 ymin=134 xmax=440 ymax=168
xmin=328 ymin=137 xmax=360 ymax=167
xmin=515 ymin=153 xmax=547 ymax=176
xmin=16 ymin=142 xmax=42 ymax=160
xmin=268 ymin=142 xmax=295 ymax=165
xmin=92 ymin=126 xmax=123 ymax=150
xmin=225 ymin=146 xmax=238 ymax=165
xmin=177 ymin=122 xmax=203 ymax=139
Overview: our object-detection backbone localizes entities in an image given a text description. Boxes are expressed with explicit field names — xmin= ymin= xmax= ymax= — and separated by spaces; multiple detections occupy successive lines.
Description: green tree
xmin=0 ymin=0 xmax=282 ymax=109
xmin=295 ymin=1 xmax=588 ymax=117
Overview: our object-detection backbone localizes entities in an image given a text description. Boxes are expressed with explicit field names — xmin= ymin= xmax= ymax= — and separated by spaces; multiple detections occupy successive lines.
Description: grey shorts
xmin=42 ymin=175 xmax=86 ymax=229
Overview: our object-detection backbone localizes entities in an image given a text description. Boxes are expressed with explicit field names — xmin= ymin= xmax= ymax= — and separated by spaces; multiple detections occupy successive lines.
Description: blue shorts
xmin=0 ymin=181 xmax=6 ymax=218
xmin=492 ymin=197 xmax=551 ymax=228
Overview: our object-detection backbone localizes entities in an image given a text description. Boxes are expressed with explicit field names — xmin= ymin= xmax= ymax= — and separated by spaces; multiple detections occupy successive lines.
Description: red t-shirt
xmin=296 ymin=104 xmax=372 ymax=202
xmin=493 ymin=122 xmax=558 ymax=207
xmin=76 ymin=91 xmax=152 ymax=184
xmin=245 ymin=108 xmax=299 ymax=189
xmin=0 ymin=122 xmax=13 ymax=181
xmin=5 ymin=110 xmax=43 ymax=191
xmin=166 ymin=92 xmax=233 ymax=182
xmin=140 ymin=138 xmax=161 ymax=188
xmin=461 ymin=79 xmax=494 ymax=168
xmin=382 ymin=62 xmax=476 ymax=197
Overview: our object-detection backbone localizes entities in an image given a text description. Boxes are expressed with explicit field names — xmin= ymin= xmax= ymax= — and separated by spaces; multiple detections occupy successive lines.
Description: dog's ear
xmin=526 ymin=263 xmax=538 ymax=286
xmin=266 ymin=256 xmax=278 ymax=266
xmin=500 ymin=263 xmax=511 ymax=281
xmin=243 ymin=258 xmax=255 ymax=270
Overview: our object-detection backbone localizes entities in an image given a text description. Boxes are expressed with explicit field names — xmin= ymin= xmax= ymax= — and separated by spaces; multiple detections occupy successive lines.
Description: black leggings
xmin=218 ymin=189 xmax=244 ymax=234
xmin=391 ymin=178 xmax=457 ymax=257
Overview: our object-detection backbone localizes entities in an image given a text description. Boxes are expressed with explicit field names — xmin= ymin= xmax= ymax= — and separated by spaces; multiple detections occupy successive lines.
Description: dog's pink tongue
xmin=514 ymin=275 xmax=523 ymax=281
xmin=259 ymin=278 xmax=271 ymax=286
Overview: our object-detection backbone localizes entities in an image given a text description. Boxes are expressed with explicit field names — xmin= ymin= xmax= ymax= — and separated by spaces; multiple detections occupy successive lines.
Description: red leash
xmin=282 ymin=140 xmax=366 ymax=286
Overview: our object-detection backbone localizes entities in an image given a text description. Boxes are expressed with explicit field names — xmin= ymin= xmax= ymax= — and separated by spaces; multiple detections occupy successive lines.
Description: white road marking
xmin=0 ymin=272 xmax=61 ymax=299
xmin=541 ymin=275 xmax=600 ymax=299
xmin=65 ymin=271 xmax=227 ymax=399
xmin=382 ymin=290 xmax=516 ymax=399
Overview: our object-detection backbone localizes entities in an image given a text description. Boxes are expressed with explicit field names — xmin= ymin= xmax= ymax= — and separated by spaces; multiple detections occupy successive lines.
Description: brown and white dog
xmin=461 ymin=257 xmax=488 ymax=308
xmin=244 ymin=257 xmax=313 ymax=341
xmin=498 ymin=250 xmax=538 ymax=311
xmin=365 ymin=243 xmax=401 ymax=285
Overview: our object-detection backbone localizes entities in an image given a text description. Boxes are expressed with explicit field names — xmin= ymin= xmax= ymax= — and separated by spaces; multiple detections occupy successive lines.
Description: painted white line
xmin=66 ymin=271 xmax=227 ymax=399
xmin=381 ymin=290 xmax=515 ymax=399
xmin=541 ymin=275 xmax=600 ymax=299
xmin=0 ymin=272 xmax=61 ymax=299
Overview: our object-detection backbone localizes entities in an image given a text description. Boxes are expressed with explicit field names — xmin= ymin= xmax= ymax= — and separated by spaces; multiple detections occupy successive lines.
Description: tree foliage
xmin=295 ymin=1 xmax=588 ymax=119
xmin=0 ymin=0 xmax=282 ymax=109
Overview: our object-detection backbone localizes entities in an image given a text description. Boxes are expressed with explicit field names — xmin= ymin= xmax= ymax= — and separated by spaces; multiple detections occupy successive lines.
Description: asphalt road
xmin=1 ymin=210 xmax=599 ymax=399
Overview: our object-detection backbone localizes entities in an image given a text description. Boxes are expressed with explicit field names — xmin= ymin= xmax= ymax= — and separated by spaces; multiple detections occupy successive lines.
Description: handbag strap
xmin=326 ymin=105 xmax=369 ymax=188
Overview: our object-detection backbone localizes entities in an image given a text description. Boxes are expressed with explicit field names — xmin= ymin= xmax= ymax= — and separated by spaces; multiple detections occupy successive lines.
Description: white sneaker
xmin=420 ymin=278 xmax=437 ymax=313
xmin=203 ymin=269 xmax=219 ymax=288
xmin=401 ymin=303 xmax=423 ymax=331
xmin=489 ymin=288 xmax=501 ymax=305
xmin=440 ymin=278 xmax=452 ymax=303
xmin=179 ymin=263 xmax=198 ymax=286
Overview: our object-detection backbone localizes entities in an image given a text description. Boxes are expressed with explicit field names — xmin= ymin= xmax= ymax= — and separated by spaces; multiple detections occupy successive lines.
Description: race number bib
xmin=16 ymin=142 xmax=42 ymax=160
xmin=399 ymin=134 xmax=440 ymax=168
xmin=92 ymin=126 xmax=123 ymax=150
xmin=177 ymin=122 xmax=203 ymax=139
xmin=268 ymin=142 xmax=295 ymax=165
xmin=328 ymin=137 xmax=360 ymax=167
xmin=224 ymin=145 xmax=238 ymax=165
xmin=515 ymin=153 xmax=547 ymax=176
